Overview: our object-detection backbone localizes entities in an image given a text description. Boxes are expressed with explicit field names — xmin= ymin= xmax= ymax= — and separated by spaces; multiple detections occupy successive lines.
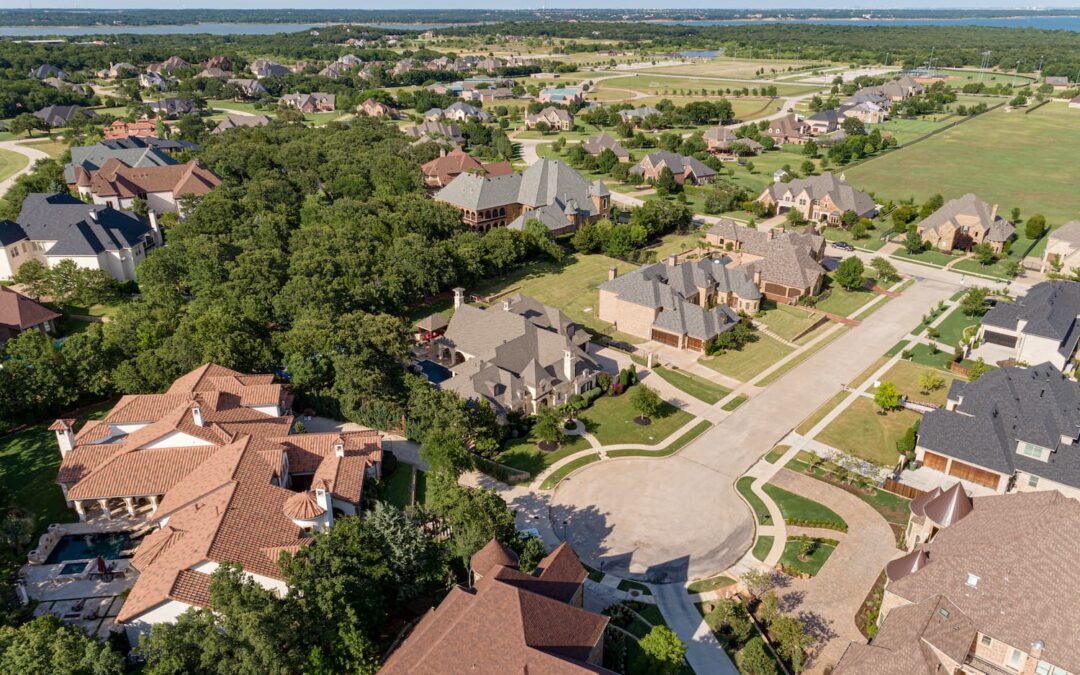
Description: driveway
xmin=0 ymin=139 xmax=49 ymax=199
xmin=549 ymin=277 xmax=956 ymax=582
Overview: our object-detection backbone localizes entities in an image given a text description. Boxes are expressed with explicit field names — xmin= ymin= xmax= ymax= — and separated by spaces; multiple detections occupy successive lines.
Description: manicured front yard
xmin=0 ymin=146 xmax=29 ymax=184
xmin=699 ymin=333 xmax=794 ymax=383
xmin=815 ymin=397 xmax=922 ymax=467
xmin=497 ymin=433 xmax=591 ymax=477
xmin=756 ymin=302 xmax=820 ymax=342
xmin=761 ymin=483 xmax=848 ymax=531
xmin=779 ymin=538 xmax=837 ymax=577
xmin=878 ymin=360 xmax=959 ymax=407
xmin=651 ymin=366 xmax=730 ymax=404
xmin=813 ymin=283 xmax=878 ymax=318
xmin=891 ymin=248 xmax=956 ymax=268
xmin=605 ymin=419 xmax=711 ymax=459
xmin=539 ymin=454 xmax=599 ymax=490
xmin=579 ymin=389 xmax=693 ymax=446
xmin=751 ymin=536 xmax=774 ymax=561
xmin=932 ymin=306 xmax=980 ymax=347
xmin=686 ymin=575 xmax=736 ymax=594
xmin=735 ymin=477 xmax=772 ymax=525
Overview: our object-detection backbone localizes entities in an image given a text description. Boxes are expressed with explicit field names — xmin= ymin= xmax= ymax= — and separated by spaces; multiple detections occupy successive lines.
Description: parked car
xmin=830 ymin=241 xmax=855 ymax=251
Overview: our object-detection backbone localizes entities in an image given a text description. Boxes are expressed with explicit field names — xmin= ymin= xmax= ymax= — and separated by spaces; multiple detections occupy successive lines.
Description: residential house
xmin=227 ymin=79 xmax=267 ymax=98
xmin=703 ymin=127 xmax=763 ymax=156
xmin=433 ymin=292 xmax=600 ymax=415
xmin=834 ymin=489 xmax=1080 ymax=675
xmin=96 ymin=62 xmax=138 ymax=79
xmin=631 ymin=151 xmax=716 ymax=186
xmin=336 ymin=54 xmax=362 ymax=68
xmin=977 ymin=281 xmax=1080 ymax=371
xmin=144 ymin=98 xmax=195 ymax=119
xmin=763 ymin=113 xmax=811 ymax=145
xmin=137 ymin=72 xmax=171 ymax=92
xmin=525 ymin=106 xmax=573 ymax=131
xmin=65 ymin=142 xmax=177 ymax=187
xmin=426 ymin=101 xmax=492 ymax=123
xmin=849 ymin=75 xmax=925 ymax=110
xmin=1039 ymin=220 xmax=1080 ymax=273
xmin=582 ymin=132 xmax=629 ymax=161
xmin=404 ymin=119 xmax=465 ymax=146
xmin=212 ymin=114 xmax=274 ymax=134
xmin=33 ymin=105 xmax=97 ymax=128
xmin=50 ymin=363 xmax=383 ymax=643
xmin=420 ymin=148 xmax=512 ymax=189
xmin=465 ymin=87 xmax=513 ymax=104
xmin=147 ymin=56 xmax=191 ymax=75
xmin=196 ymin=67 xmax=232 ymax=80
xmin=915 ymin=361 xmax=1080 ymax=494
xmin=0 ymin=285 xmax=60 ymax=345
xmin=705 ymin=220 xmax=827 ymax=304
xmin=434 ymin=158 xmax=610 ymax=233
xmin=279 ymin=92 xmax=336 ymax=113
xmin=99 ymin=136 xmax=196 ymax=153
xmin=838 ymin=100 xmax=887 ymax=124
xmin=250 ymin=59 xmax=290 ymax=79
xmin=916 ymin=193 xmax=1015 ymax=253
xmin=204 ymin=56 xmax=233 ymax=72
xmin=806 ymin=108 xmax=842 ymax=135
xmin=756 ymin=172 xmax=876 ymax=225
xmin=389 ymin=58 xmax=415 ymax=76
xmin=598 ymin=258 xmax=761 ymax=350
xmin=6 ymin=192 xmax=156 ymax=282
xmin=382 ymin=539 xmax=608 ymax=674
xmin=538 ymin=87 xmax=584 ymax=104
xmin=80 ymin=159 xmax=222 ymax=215
xmin=356 ymin=98 xmax=397 ymax=118
xmin=618 ymin=106 xmax=661 ymax=126
xmin=29 ymin=64 xmax=66 ymax=80
xmin=103 ymin=119 xmax=160 ymax=140
xmin=317 ymin=62 xmax=350 ymax=79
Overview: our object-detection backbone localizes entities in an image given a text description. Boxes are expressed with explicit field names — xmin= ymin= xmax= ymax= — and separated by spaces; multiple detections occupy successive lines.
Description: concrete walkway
xmin=0 ymin=139 xmax=49 ymax=199
xmin=652 ymin=582 xmax=739 ymax=675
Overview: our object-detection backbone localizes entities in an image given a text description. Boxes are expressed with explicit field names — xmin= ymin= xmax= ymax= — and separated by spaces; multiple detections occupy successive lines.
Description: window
xmin=1028 ymin=474 xmax=1040 ymax=488
xmin=966 ymin=573 xmax=980 ymax=588
xmin=1009 ymin=649 xmax=1024 ymax=669
xmin=980 ymin=635 xmax=992 ymax=647
xmin=1017 ymin=442 xmax=1049 ymax=461
xmin=1035 ymin=662 xmax=1068 ymax=675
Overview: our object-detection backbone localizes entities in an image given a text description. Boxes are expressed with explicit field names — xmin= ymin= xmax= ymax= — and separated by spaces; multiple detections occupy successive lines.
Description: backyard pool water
xmin=45 ymin=533 xmax=134 ymax=565
xmin=417 ymin=360 xmax=453 ymax=385
xmin=59 ymin=562 xmax=88 ymax=575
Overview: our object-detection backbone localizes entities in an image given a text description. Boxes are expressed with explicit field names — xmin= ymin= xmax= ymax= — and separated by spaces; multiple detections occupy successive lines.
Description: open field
xmin=636 ymin=59 xmax=822 ymax=81
xmin=19 ymin=139 xmax=68 ymax=159
xmin=933 ymin=68 xmax=1036 ymax=87
xmin=593 ymin=74 xmax=823 ymax=98
xmin=845 ymin=103 xmax=1080 ymax=227
xmin=0 ymin=147 xmax=29 ymax=184
xmin=816 ymin=397 xmax=922 ymax=466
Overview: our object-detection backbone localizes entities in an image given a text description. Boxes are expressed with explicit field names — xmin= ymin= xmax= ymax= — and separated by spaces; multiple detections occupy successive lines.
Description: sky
xmin=4 ymin=2 xmax=1080 ymax=10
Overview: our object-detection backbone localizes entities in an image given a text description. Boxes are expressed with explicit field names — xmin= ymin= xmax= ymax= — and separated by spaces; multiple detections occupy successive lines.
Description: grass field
xmin=934 ymin=68 xmax=1036 ymax=87
xmin=761 ymin=482 xmax=848 ymax=530
xmin=780 ymin=538 xmax=837 ymax=577
xmin=19 ymin=139 xmax=68 ymax=160
xmin=699 ymin=333 xmax=794 ymax=383
xmin=878 ymin=360 xmax=959 ymax=406
xmin=651 ymin=366 xmax=730 ymax=404
xmin=0 ymin=147 xmax=28 ymax=186
xmin=580 ymin=391 xmax=693 ymax=446
xmin=846 ymin=103 xmax=1080 ymax=227
xmin=816 ymin=397 xmax=922 ymax=466
xmin=869 ymin=117 xmax=952 ymax=146
xmin=598 ymin=73 xmax=823 ymax=98
xmin=757 ymin=302 xmax=820 ymax=342
xmin=636 ymin=58 xmax=814 ymax=80
xmin=498 ymin=432 xmax=592 ymax=477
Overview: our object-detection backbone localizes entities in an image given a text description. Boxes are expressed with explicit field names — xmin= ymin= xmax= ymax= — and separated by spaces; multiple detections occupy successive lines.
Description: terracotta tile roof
xmin=282 ymin=490 xmax=325 ymax=520
xmin=169 ymin=570 xmax=213 ymax=609
xmin=49 ymin=418 xmax=75 ymax=431
xmin=88 ymin=159 xmax=221 ymax=200
xmin=276 ymin=431 xmax=381 ymax=474
xmin=66 ymin=446 xmax=218 ymax=500
xmin=56 ymin=444 xmax=124 ymax=485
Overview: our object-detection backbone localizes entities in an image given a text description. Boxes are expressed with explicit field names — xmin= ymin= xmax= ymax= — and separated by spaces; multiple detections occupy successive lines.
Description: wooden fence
xmin=883 ymin=478 xmax=925 ymax=500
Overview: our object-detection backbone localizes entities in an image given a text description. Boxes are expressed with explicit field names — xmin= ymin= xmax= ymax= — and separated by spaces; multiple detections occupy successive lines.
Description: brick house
xmin=756 ymin=172 xmax=876 ymax=225
xmin=762 ymin=113 xmax=811 ymax=145
xmin=631 ymin=151 xmax=716 ymax=186
xmin=525 ymin=106 xmax=573 ymax=131
xmin=916 ymin=193 xmax=1015 ymax=253
xmin=705 ymin=220 xmax=827 ymax=305
xmin=279 ymin=92 xmax=336 ymax=113
xmin=420 ymin=148 xmax=512 ymax=189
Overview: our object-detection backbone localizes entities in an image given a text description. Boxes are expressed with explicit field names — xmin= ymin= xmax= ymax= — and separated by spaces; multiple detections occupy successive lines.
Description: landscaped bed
xmin=760 ymin=483 xmax=848 ymax=531
xmin=779 ymin=538 xmax=837 ymax=577
xmin=815 ymin=397 xmax=922 ymax=467
xmin=735 ymin=477 xmax=772 ymax=525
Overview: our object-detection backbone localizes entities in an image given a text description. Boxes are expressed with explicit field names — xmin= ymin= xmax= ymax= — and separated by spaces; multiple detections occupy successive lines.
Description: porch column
xmin=123 ymin=497 xmax=136 ymax=517
xmin=149 ymin=495 xmax=160 ymax=513
xmin=74 ymin=500 xmax=87 ymax=522
xmin=97 ymin=499 xmax=111 ymax=520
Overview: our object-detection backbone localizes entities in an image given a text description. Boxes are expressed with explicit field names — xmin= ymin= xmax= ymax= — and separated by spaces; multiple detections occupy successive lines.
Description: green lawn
xmin=785 ymin=451 xmax=911 ymax=533
xmin=846 ymin=103 xmax=1080 ymax=228
xmin=414 ymin=470 xmax=428 ymax=505
xmin=686 ymin=575 xmax=736 ymax=594
xmin=891 ymin=248 xmax=957 ymax=268
xmin=814 ymin=282 xmax=878 ymax=318
xmin=878 ymin=360 xmax=959 ymax=407
xmin=618 ymin=579 xmax=652 ymax=596
xmin=735 ymin=477 xmax=772 ymax=525
xmin=699 ymin=334 xmax=794 ymax=383
xmin=0 ymin=402 xmax=112 ymax=539
xmin=206 ymin=99 xmax=262 ymax=114
xmin=497 ymin=432 xmax=592 ymax=477
xmin=539 ymin=454 xmax=599 ymax=490
xmin=19 ymin=138 xmax=68 ymax=160
xmin=579 ymin=390 xmax=693 ymax=446
xmin=822 ymin=222 xmax=889 ymax=251
xmin=761 ymin=482 xmax=847 ymax=531
xmin=869 ymin=117 xmax=952 ymax=146
xmin=605 ymin=419 xmax=711 ymax=459
xmin=383 ymin=464 xmax=414 ymax=509
xmin=904 ymin=342 xmax=981 ymax=373
xmin=780 ymin=538 xmax=837 ymax=577
xmin=595 ymin=74 xmax=822 ymax=98
xmin=757 ymin=302 xmax=820 ymax=342
xmin=930 ymin=307 xmax=980 ymax=348
xmin=651 ymin=366 xmax=730 ymax=404
xmin=720 ymin=395 xmax=747 ymax=411
xmin=764 ymin=445 xmax=789 ymax=464
xmin=0 ymin=147 xmax=29 ymax=186
xmin=752 ymin=535 xmax=774 ymax=561
xmin=756 ymin=325 xmax=846 ymax=387
xmin=816 ymin=397 xmax=922 ymax=467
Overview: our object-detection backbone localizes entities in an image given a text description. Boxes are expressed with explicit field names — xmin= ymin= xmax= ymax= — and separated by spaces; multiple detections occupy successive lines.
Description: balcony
xmin=965 ymin=653 xmax=1019 ymax=675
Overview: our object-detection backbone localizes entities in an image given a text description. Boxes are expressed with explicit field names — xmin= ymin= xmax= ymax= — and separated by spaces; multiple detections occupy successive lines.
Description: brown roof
xmin=921 ymin=481 xmax=972 ymax=528
xmin=282 ymin=490 xmax=325 ymax=520
xmin=421 ymin=148 xmax=513 ymax=188
xmin=0 ymin=286 xmax=60 ymax=332
xmin=471 ymin=538 xmax=519 ymax=577
xmin=884 ymin=548 xmax=929 ymax=582
xmin=88 ymin=159 xmax=221 ymax=200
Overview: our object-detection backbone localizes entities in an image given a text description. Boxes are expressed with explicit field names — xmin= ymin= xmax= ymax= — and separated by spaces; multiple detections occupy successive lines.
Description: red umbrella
xmin=96 ymin=556 xmax=108 ymax=575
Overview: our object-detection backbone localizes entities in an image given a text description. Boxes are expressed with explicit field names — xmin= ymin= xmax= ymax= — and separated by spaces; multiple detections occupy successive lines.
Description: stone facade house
xmin=103 ymin=119 xmax=159 ymax=140
xmin=763 ymin=113 xmax=811 ymax=145
xmin=227 ymin=78 xmax=267 ymax=98
xmin=525 ymin=106 xmax=573 ymax=131
xmin=144 ymin=98 xmax=195 ymax=119
xmin=916 ymin=193 xmax=1015 ymax=253
xmin=1040 ymin=220 xmax=1080 ymax=274
xmin=703 ymin=127 xmax=763 ymax=156
xmin=598 ymin=258 xmax=761 ymax=350
xmin=582 ymin=132 xmax=629 ymax=161
xmin=631 ymin=151 xmax=716 ymax=186
xmin=435 ymin=158 xmax=609 ymax=233
xmin=835 ymin=489 xmax=1080 ymax=675
xmin=618 ymin=106 xmax=661 ymax=126
xmin=356 ymin=97 xmax=398 ymax=118
xmin=404 ymin=120 xmax=466 ymax=147
xmin=212 ymin=114 xmax=273 ymax=134
xmin=705 ymin=220 xmax=827 ymax=305
xmin=977 ymin=281 xmax=1080 ymax=371
xmin=279 ymin=92 xmax=335 ymax=113
xmin=382 ymin=539 xmax=608 ymax=674
xmin=757 ymin=172 xmax=876 ymax=225
xmin=33 ymin=105 xmax=97 ymax=128
xmin=915 ymin=362 xmax=1080 ymax=495
xmin=434 ymin=292 xmax=600 ymax=415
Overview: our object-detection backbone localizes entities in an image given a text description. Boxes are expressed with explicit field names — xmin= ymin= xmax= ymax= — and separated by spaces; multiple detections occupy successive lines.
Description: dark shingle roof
xmin=16 ymin=192 xmax=151 ymax=256
xmin=982 ymin=281 xmax=1080 ymax=354
xmin=0 ymin=220 xmax=28 ymax=247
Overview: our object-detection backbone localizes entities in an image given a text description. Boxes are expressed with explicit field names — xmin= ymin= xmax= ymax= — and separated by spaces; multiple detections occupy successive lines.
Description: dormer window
xmin=966 ymin=573 xmax=980 ymax=588
xmin=1017 ymin=441 xmax=1050 ymax=462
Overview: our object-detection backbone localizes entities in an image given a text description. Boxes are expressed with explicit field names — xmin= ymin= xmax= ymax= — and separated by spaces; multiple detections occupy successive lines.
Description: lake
xmin=660 ymin=16 xmax=1080 ymax=32
xmin=0 ymin=21 xmax=454 ymax=37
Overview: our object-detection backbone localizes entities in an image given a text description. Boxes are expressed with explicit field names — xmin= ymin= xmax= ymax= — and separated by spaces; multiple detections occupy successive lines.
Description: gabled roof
xmin=16 ymin=192 xmax=150 ymax=256
xmin=435 ymin=159 xmax=606 ymax=220
xmin=65 ymin=143 xmax=176 ymax=184
xmin=632 ymin=151 xmax=716 ymax=180
xmin=762 ymin=171 xmax=875 ymax=217
xmin=582 ymin=132 xmax=629 ymax=158
xmin=0 ymin=285 xmax=61 ymax=333
xmin=918 ymin=193 xmax=1014 ymax=243
xmin=87 ymin=159 xmax=221 ymax=200
xmin=983 ymin=281 xmax=1080 ymax=347
xmin=212 ymin=114 xmax=273 ymax=134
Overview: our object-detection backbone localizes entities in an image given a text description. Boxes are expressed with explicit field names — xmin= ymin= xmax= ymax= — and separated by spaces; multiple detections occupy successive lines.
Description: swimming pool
xmin=417 ymin=360 xmax=453 ymax=385
xmin=59 ymin=562 xmax=88 ymax=575
xmin=45 ymin=533 xmax=134 ymax=565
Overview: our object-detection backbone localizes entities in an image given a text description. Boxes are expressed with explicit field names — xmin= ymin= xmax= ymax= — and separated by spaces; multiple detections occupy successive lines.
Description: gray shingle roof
xmin=65 ymin=144 xmax=176 ymax=184
xmin=982 ymin=281 xmax=1080 ymax=352
xmin=582 ymin=132 xmax=628 ymax=159
xmin=33 ymin=105 xmax=96 ymax=127
xmin=16 ymin=192 xmax=150 ymax=256
xmin=764 ymin=172 xmax=875 ymax=217
xmin=436 ymin=159 xmax=606 ymax=219
xmin=632 ymin=151 xmax=716 ymax=181
xmin=918 ymin=193 xmax=1015 ymax=243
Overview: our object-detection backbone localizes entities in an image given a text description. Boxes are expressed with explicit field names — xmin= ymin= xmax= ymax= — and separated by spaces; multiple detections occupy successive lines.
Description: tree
xmin=0 ymin=615 xmax=125 ymax=675
xmin=654 ymin=166 xmax=680 ymax=195
xmin=363 ymin=502 xmax=448 ymax=602
xmin=800 ymin=159 xmax=815 ymax=176
xmin=960 ymin=287 xmax=989 ymax=317
xmin=904 ymin=228 xmax=925 ymax=254
xmin=426 ymin=476 xmax=517 ymax=565
xmin=834 ymin=256 xmax=865 ymax=291
xmin=918 ymin=370 xmax=945 ymax=394
xmin=740 ymin=569 xmax=774 ymax=600
xmin=633 ymin=626 xmax=686 ymax=675
xmin=770 ymin=614 xmax=812 ymax=673
xmin=518 ymin=535 xmax=548 ymax=573
xmin=841 ymin=116 xmax=866 ymax=136
xmin=851 ymin=221 xmax=867 ymax=240
xmin=968 ymin=358 xmax=990 ymax=380
xmin=802 ymin=139 xmax=818 ymax=157
xmin=6 ymin=113 xmax=47 ymax=138
xmin=533 ymin=404 xmax=565 ymax=448
xmin=869 ymin=257 xmax=900 ymax=284
xmin=972 ymin=242 xmax=996 ymax=265
xmin=421 ymin=427 xmax=473 ymax=477
xmin=1025 ymin=213 xmax=1047 ymax=240
xmin=631 ymin=384 xmax=662 ymax=423
xmin=874 ymin=381 xmax=901 ymax=412
xmin=919 ymin=193 xmax=944 ymax=219
xmin=737 ymin=637 xmax=778 ymax=675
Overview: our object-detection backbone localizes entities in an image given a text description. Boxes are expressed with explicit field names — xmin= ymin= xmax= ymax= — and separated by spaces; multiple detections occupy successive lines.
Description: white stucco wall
xmin=1017 ymin=333 xmax=1069 ymax=370
xmin=142 ymin=431 xmax=215 ymax=449
xmin=122 ymin=599 xmax=195 ymax=644
xmin=250 ymin=404 xmax=281 ymax=417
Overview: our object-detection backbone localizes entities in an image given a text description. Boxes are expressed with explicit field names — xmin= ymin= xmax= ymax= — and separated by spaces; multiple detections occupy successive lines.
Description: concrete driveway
xmin=549 ymin=276 xmax=957 ymax=582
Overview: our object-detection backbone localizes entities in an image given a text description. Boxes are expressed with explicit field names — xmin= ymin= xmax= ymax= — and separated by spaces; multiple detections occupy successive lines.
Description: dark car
xmin=830 ymin=241 xmax=855 ymax=251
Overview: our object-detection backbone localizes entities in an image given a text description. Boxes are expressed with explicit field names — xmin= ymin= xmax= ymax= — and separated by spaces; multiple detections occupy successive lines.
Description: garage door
xmin=651 ymin=329 xmax=681 ymax=348
xmin=923 ymin=451 xmax=948 ymax=472
xmin=948 ymin=460 xmax=1000 ymax=489
xmin=983 ymin=330 xmax=1017 ymax=348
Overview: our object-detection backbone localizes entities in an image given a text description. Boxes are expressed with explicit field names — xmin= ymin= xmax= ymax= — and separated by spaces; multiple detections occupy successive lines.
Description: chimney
xmin=1031 ymin=640 xmax=1045 ymax=661
xmin=666 ymin=254 xmax=678 ymax=267
xmin=991 ymin=203 xmax=999 ymax=221
xmin=453 ymin=287 xmax=465 ymax=309
xmin=753 ymin=269 xmax=762 ymax=286
xmin=333 ymin=438 xmax=345 ymax=457
xmin=51 ymin=420 xmax=75 ymax=457
xmin=147 ymin=209 xmax=161 ymax=244
xmin=608 ymin=265 xmax=618 ymax=281
xmin=563 ymin=349 xmax=575 ymax=382
xmin=314 ymin=482 xmax=334 ymax=530
xmin=190 ymin=402 xmax=204 ymax=427
xmin=502 ymin=299 xmax=511 ymax=311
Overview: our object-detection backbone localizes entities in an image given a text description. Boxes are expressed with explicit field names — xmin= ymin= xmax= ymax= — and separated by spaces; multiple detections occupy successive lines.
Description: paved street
xmin=549 ymin=276 xmax=957 ymax=582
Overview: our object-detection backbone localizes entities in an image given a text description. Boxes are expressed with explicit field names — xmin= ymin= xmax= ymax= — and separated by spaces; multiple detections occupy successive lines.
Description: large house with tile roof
xmin=834 ymin=489 xmax=1080 ymax=675
xmin=51 ymin=363 xmax=383 ymax=642
xmin=598 ymin=257 xmax=761 ymax=351
xmin=433 ymin=291 xmax=600 ymax=415
xmin=382 ymin=538 xmax=609 ymax=674
xmin=65 ymin=142 xmax=177 ymax=188
xmin=757 ymin=172 xmax=876 ymax=225
xmin=435 ymin=158 xmax=610 ymax=233
xmin=915 ymin=361 xmax=1080 ymax=496
xmin=0 ymin=285 xmax=59 ymax=345
xmin=1 ymin=192 xmax=157 ymax=282
xmin=916 ymin=193 xmax=1015 ymax=253
xmin=977 ymin=281 xmax=1080 ymax=371
xmin=420 ymin=148 xmax=513 ymax=189
xmin=80 ymin=159 xmax=222 ymax=215
xmin=705 ymin=220 xmax=827 ymax=305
